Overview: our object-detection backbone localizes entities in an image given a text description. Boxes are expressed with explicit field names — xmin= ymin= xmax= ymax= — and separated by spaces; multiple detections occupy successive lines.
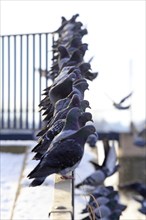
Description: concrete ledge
xmin=49 ymin=174 xmax=73 ymax=220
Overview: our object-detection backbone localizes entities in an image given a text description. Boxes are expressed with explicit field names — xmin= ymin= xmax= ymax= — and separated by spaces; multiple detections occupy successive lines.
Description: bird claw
xmin=61 ymin=175 xmax=75 ymax=180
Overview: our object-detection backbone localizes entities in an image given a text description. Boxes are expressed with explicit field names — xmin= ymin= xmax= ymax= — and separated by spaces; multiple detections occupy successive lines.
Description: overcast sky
xmin=1 ymin=0 xmax=145 ymax=130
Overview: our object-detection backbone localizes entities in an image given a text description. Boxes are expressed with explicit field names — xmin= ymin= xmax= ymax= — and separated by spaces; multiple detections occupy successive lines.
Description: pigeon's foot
xmin=61 ymin=175 xmax=75 ymax=180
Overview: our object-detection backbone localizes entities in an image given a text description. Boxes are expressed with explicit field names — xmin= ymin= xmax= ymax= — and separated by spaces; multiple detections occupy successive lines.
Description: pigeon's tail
xmin=32 ymin=152 xmax=43 ymax=160
xmin=29 ymin=177 xmax=46 ymax=187
xmin=75 ymin=182 xmax=83 ymax=188
xmin=80 ymin=214 xmax=90 ymax=220
xmin=27 ymin=161 xmax=56 ymax=179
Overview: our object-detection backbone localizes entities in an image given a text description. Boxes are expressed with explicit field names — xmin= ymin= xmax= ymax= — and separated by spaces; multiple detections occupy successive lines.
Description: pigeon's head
xmin=86 ymin=133 xmax=98 ymax=147
xmin=58 ymin=45 xmax=69 ymax=58
xmin=74 ymin=80 xmax=89 ymax=92
xmin=81 ymin=100 xmax=91 ymax=111
xmin=79 ymin=43 xmax=88 ymax=53
xmin=61 ymin=16 xmax=67 ymax=24
xmin=80 ymin=28 xmax=88 ymax=36
xmin=83 ymin=125 xmax=96 ymax=138
xmin=70 ymin=36 xmax=82 ymax=47
xmin=72 ymin=22 xmax=83 ymax=30
xmin=79 ymin=62 xmax=91 ymax=73
xmin=66 ymin=107 xmax=82 ymax=123
xmin=80 ymin=112 xmax=93 ymax=124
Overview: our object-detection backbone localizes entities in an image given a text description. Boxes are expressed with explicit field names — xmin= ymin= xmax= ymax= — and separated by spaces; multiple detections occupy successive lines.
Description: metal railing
xmin=0 ymin=32 xmax=55 ymax=138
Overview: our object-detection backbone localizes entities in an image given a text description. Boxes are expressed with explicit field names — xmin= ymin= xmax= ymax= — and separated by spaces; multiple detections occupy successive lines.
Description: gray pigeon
xmin=32 ymin=111 xmax=93 ymax=161
xmin=49 ymin=72 xmax=76 ymax=106
xmin=76 ymin=145 xmax=119 ymax=188
xmin=28 ymin=125 xmax=96 ymax=185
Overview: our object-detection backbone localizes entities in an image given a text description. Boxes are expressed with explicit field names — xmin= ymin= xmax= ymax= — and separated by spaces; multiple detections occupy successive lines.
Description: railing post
xmin=49 ymin=175 xmax=73 ymax=220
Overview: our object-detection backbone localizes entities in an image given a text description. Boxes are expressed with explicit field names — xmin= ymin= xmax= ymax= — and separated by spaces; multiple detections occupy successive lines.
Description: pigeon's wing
xmin=119 ymin=92 xmax=133 ymax=104
xmin=104 ymin=145 xmax=118 ymax=176
xmin=115 ymin=104 xmax=131 ymax=110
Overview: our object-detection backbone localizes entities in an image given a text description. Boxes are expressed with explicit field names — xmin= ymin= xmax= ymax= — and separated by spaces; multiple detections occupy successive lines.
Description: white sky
xmin=0 ymin=0 xmax=145 ymax=130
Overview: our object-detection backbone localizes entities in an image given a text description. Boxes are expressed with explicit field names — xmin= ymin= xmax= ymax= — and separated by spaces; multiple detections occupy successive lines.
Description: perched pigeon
xmin=81 ymin=201 xmax=126 ymax=220
xmin=134 ymin=197 xmax=146 ymax=215
xmin=28 ymin=125 xmax=96 ymax=185
xmin=49 ymin=72 xmax=76 ymax=106
xmin=38 ymin=98 xmax=90 ymax=138
xmin=119 ymin=182 xmax=146 ymax=198
xmin=60 ymin=49 xmax=83 ymax=70
xmin=57 ymin=45 xmax=70 ymax=70
xmin=68 ymin=79 xmax=89 ymax=101
xmin=33 ymin=111 xmax=93 ymax=161
xmin=76 ymin=145 xmax=119 ymax=189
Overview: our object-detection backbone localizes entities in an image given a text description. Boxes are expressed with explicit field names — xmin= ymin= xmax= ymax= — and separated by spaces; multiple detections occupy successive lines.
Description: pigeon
xmin=33 ymin=111 xmax=93 ymax=161
xmin=78 ymin=28 xmax=88 ymax=37
xmin=31 ymin=107 xmax=83 ymax=161
xmin=86 ymin=132 xmax=98 ymax=148
xmin=57 ymin=45 xmax=70 ymax=70
xmin=119 ymin=182 xmax=146 ymax=198
xmin=81 ymin=201 xmax=126 ymax=220
xmin=81 ymin=196 xmax=110 ymax=214
xmin=78 ymin=63 xmax=91 ymax=76
xmin=76 ymin=145 xmax=119 ymax=189
xmin=92 ymin=185 xmax=115 ymax=197
xmin=68 ymin=79 xmax=89 ymax=101
xmin=49 ymin=72 xmax=77 ymax=106
xmin=28 ymin=125 xmax=96 ymax=186
xmin=54 ymin=67 xmax=81 ymax=85
xmin=37 ymin=97 xmax=90 ymax=138
xmin=84 ymin=70 xmax=98 ymax=81
xmin=52 ymin=14 xmax=79 ymax=34
xmin=32 ymin=95 xmax=81 ymax=150
xmin=134 ymin=197 xmax=146 ymax=215
xmin=65 ymin=36 xmax=82 ymax=50
xmin=60 ymin=49 xmax=83 ymax=70
xmin=105 ymin=92 xmax=133 ymax=110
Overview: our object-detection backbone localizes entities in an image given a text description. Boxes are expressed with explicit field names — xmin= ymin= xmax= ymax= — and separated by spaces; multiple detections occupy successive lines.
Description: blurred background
xmin=0 ymin=1 xmax=145 ymax=220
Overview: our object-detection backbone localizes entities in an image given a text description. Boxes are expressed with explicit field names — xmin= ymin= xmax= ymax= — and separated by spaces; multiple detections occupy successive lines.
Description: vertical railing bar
xmin=45 ymin=33 xmax=48 ymax=88
xmin=32 ymin=34 xmax=35 ymax=130
xmin=26 ymin=35 xmax=29 ymax=129
xmin=1 ymin=36 xmax=5 ymax=128
xmin=20 ymin=35 xmax=23 ymax=129
xmin=7 ymin=36 xmax=10 ymax=128
xmin=14 ymin=36 xmax=17 ymax=128
xmin=38 ymin=34 xmax=42 ymax=129
xmin=72 ymin=172 xmax=74 ymax=220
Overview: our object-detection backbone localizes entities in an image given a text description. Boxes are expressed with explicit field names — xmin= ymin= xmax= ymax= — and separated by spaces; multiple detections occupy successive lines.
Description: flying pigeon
xmin=105 ymin=92 xmax=133 ymax=110
xmin=28 ymin=125 xmax=96 ymax=186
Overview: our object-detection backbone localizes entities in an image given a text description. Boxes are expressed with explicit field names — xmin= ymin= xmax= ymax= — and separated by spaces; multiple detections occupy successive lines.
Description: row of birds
xmin=27 ymin=13 xmax=145 ymax=219
xmin=27 ymin=14 xmax=98 ymax=188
